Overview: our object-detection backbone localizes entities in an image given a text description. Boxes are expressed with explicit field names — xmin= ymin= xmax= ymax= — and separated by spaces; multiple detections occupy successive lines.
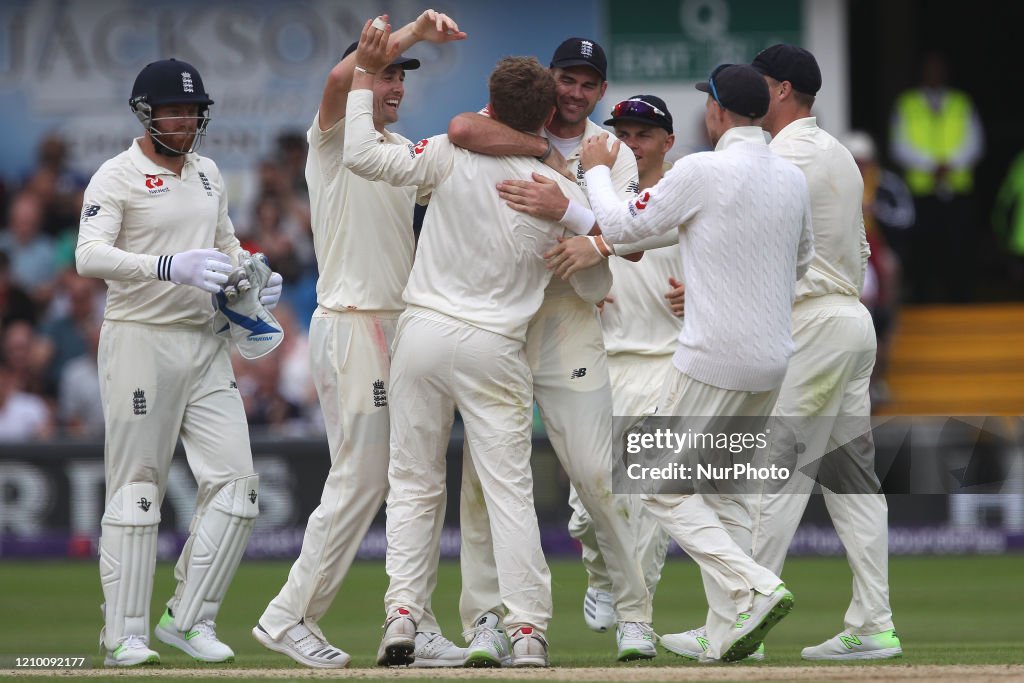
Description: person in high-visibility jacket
xmin=890 ymin=51 xmax=984 ymax=303
xmin=993 ymin=151 xmax=1024 ymax=287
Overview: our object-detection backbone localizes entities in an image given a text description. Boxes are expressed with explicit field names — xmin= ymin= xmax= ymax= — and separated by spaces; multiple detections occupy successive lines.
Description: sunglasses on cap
xmin=707 ymin=64 xmax=729 ymax=108
xmin=611 ymin=98 xmax=667 ymax=121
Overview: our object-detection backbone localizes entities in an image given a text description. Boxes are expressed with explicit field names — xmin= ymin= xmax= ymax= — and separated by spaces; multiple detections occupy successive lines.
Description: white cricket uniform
xmin=749 ymin=117 xmax=893 ymax=635
xmin=258 ymin=110 xmax=445 ymax=641
xmin=76 ymin=139 xmax=254 ymax=647
xmin=585 ymin=126 xmax=815 ymax=659
xmin=458 ymin=118 xmax=655 ymax=629
xmin=567 ymin=244 xmax=681 ymax=598
xmin=343 ymin=89 xmax=609 ymax=631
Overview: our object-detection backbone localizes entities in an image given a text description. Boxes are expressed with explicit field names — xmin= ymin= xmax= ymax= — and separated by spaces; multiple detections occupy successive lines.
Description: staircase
xmin=878 ymin=304 xmax=1024 ymax=415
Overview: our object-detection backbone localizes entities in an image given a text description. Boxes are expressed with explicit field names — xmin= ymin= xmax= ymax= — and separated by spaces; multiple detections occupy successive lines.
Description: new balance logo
xmin=839 ymin=634 xmax=862 ymax=649
xmin=81 ymin=204 xmax=100 ymax=219
xmin=138 ymin=497 xmax=152 ymax=512
xmin=229 ymin=380 xmax=238 ymax=389
xmin=373 ymin=379 xmax=388 ymax=407
xmin=248 ymin=489 xmax=257 ymax=504
xmin=570 ymin=367 xmax=587 ymax=379
xmin=132 ymin=388 xmax=147 ymax=415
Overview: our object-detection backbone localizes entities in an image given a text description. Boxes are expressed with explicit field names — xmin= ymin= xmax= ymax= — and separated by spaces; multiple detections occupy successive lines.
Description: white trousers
xmin=459 ymin=296 xmax=651 ymax=630
xmin=99 ymin=321 xmax=254 ymax=632
xmin=567 ymin=353 xmax=673 ymax=598
xmin=644 ymin=369 xmax=783 ymax=660
xmin=750 ymin=295 xmax=894 ymax=634
xmin=386 ymin=310 xmax=551 ymax=631
xmin=260 ymin=308 xmax=441 ymax=640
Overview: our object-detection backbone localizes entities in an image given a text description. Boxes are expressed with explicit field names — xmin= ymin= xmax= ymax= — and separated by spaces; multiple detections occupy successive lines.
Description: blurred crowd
xmin=0 ymin=132 xmax=325 ymax=440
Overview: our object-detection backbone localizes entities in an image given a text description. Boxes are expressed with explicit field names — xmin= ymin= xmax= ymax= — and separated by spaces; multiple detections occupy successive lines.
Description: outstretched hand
xmin=544 ymin=236 xmax=603 ymax=280
xmin=411 ymin=9 xmax=467 ymax=43
xmin=581 ymin=133 xmax=620 ymax=172
xmin=355 ymin=16 xmax=403 ymax=75
xmin=497 ymin=173 xmax=569 ymax=220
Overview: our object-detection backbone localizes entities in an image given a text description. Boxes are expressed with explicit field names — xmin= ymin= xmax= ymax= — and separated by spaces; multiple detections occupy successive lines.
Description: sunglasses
xmin=707 ymin=64 xmax=732 ymax=108
xmin=611 ymin=98 xmax=667 ymax=121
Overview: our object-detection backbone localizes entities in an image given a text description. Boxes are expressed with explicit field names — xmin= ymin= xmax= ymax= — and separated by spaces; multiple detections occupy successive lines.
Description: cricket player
xmin=77 ymin=58 xmax=283 ymax=666
xmin=747 ymin=45 xmax=899 ymax=661
xmin=344 ymin=22 xmax=614 ymax=668
xmin=448 ymin=37 xmax=656 ymax=664
xmin=252 ymin=10 xmax=467 ymax=669
xmin=549 ymin=63 xmax=815 ymax=662
xmin=564 ymin=95 xmax=682 ymax=629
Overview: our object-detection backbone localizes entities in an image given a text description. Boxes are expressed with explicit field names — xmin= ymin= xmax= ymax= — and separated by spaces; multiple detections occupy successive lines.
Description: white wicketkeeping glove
xmin=213 ymin=251 xmax=284 ymax=359
xmin=161 ymin=248 xmax=233 ymax=293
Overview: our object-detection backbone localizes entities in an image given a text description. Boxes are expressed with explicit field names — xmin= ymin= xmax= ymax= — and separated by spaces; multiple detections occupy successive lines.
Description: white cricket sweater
xmin=586 ymin=126 xmax=815 ymax=392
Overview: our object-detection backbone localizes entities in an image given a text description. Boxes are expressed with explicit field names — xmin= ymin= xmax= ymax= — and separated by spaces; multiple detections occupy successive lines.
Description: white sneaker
xmin=154 ymin=609 xmax=233 ymax=663
xmin=377 ymin=607 xmax=416 ymax=667
xmin=583 ymin=587 xmax=616 ymax=632
xmin=721 ymin=584 xmax=794 ymax=662
xmin=104 ymin=634 xmax=160 ymax=666
xmin=662 ymin=626 xmax=765 ymax=661
xmin=616 ymin=621 xmax=657 ymax=661
xmin=252 ymin=622 xmax=350 ymax=669
xmin=463 ymin=612 xmax=511 ymax=668
xmin=409 ymin=632 xmax=467 ymax=668
xmin=802 ymin=629 xmax=902 ymax=660
xmin=509 ymin=625 xmax=548 ymax=667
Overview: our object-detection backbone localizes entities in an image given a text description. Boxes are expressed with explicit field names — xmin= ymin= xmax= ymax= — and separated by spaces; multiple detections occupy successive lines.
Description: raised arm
xmin=318 ymin=9 xmax=465 ymax=131
xmin=343 ymin=19 xmax=454 ymax=188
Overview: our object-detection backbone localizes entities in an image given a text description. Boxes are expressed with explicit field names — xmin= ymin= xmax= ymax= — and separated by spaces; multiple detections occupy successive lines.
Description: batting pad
xmin=174 ymin=474 xmax=259 ymax=631
xmin=99 ymin=481 xmax=161 ymax=649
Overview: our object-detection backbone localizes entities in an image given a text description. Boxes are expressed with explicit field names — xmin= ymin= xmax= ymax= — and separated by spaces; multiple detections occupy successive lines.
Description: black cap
xmin=550 ymin=37 xmax=607 ymax=80
xmin=604 ymin=94 xmax=673 ymax=134
xmin=751 ymin=44 xmax=821 ymax=95
xmin=696 ymin=64 xmax=769 ymax=118
xmin=342 ymin=41 xmax=420 ymax=71
xmin=131 ymin=58 xmax=214 ymax=108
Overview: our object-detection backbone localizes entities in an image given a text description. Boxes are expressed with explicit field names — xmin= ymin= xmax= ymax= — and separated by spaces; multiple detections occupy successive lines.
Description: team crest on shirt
xmin=144 ymin=174 xmax=170 ymax=195
xmin=197 ymin=170 xmax=213 ymax=196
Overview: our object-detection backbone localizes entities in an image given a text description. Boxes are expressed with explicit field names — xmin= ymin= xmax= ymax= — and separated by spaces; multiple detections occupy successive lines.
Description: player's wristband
xmin=597 ymin=234 xmax=616 ymax=257
xmin=560 ymin=199 xmax=596 ymax=236
xmin=354 ymin=66 xmax=376 ymax=75
xmin=536 ymin=137 xmax=553 ymax=162
xmin=586 ymin=236 xmax=609 ymax=259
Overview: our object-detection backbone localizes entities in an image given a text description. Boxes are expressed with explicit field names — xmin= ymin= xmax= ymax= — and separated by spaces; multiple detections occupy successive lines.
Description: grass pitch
xmin=0 ymin=554 xmax=1022 ymax=678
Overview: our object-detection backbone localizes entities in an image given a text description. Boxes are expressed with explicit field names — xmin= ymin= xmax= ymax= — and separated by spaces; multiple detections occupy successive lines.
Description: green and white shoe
xmin=801 ymin=629 xmax=902 ymax=660
xmin=661 ymin=626 xmax=764 ymax=661
xmin=104 ymin=635 xmax=160 ymax=666
xmin=616 ymin=622 xmax=657 ymax=661
xmin=154 ymin=608 xmax=234 ymax=662
xmin=721 ymin=584 xmax=794 ymax=662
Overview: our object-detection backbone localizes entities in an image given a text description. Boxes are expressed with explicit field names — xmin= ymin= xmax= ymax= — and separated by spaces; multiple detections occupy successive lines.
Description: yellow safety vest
xmin=896 ymin=89 xmax=974 ymax=195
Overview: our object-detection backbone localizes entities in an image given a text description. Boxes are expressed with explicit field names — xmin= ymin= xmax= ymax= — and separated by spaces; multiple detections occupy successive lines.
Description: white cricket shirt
xmin=602 ymin=245 xmax=682 ymax=357
xmin=306 ymin=114 xmax=423 ymax=313
xmin=76 ymin=139 xmax=243 ymax=326
xmin=769 ymin=117 xmax=870 ymax=301
xmin=344 ymin=90 xmax=599 ymax=342
xmin=585 ymin=126 xmax=816 ymax=392
xmin=543 ymin=118 xmax=638 ymax=301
